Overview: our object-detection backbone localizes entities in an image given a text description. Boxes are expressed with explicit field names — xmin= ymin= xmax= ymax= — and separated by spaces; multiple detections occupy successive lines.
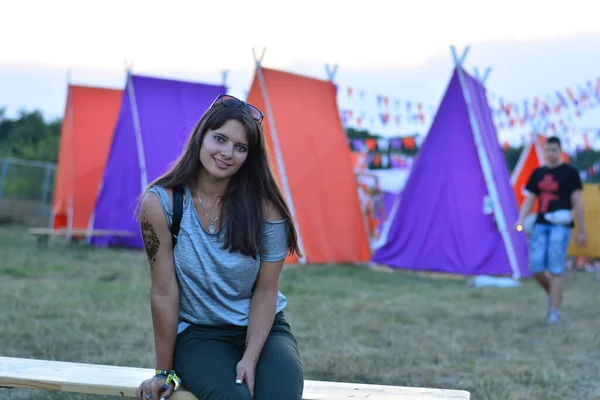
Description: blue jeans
xmin=529 ymin=223 xmax=572 ymax=275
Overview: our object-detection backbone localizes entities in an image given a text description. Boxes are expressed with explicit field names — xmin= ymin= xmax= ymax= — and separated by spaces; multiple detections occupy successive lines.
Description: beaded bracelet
xmin=155 ymin=369 xmax=182 ymax=391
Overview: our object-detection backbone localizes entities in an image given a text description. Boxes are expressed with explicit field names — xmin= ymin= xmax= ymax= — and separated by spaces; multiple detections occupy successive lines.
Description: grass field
xmin=1 ymin=225 xmax=599 ymax=400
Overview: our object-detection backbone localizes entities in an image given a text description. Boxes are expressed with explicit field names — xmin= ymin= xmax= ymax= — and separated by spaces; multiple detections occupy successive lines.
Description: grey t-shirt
xmin=146 ymin=185 xmax=289 ymax=327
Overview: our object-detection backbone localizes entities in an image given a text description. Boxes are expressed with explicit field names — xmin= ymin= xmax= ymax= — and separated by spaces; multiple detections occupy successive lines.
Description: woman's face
xmin=199 ymin=119 xmax=249 ymax=180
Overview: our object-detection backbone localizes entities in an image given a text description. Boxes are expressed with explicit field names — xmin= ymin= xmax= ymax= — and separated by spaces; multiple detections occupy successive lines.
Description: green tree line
xmin=0 ymin=108 xmax=62 ymax=162
xmin=1 ymin=109 xmax=599 ymax=182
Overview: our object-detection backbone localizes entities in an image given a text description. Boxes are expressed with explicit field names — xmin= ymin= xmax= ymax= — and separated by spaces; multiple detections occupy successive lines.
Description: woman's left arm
xmin=237 ymin=259 xmax=282 ymax=397
xmin=243 ymin=202 xmax=286 ymax=363
xmin=236 ymin=206 xmax=287 ymax=395
xmin=244 ymin=256 xmax=284 ymax=363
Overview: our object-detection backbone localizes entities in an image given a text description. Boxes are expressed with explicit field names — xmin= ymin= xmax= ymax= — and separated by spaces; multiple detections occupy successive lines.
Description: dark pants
xmin=173 ymin=311 xmax=304 ymax=400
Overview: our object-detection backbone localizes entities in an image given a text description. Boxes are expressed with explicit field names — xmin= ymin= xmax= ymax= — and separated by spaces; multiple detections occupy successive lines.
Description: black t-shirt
xmin=525 ymin=163 xmax=583 ymax=226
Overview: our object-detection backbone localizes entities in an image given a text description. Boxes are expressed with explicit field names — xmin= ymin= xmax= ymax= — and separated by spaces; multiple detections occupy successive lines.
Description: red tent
xmin=52 ymin=85 xmax=122 ymax=234
xmin=246 ymin=66 xmax=370 ymax=264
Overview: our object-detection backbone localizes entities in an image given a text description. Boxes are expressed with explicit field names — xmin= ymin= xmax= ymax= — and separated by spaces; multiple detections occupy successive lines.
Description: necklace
xmin=192 ymin=185 xmax=220 ymax=233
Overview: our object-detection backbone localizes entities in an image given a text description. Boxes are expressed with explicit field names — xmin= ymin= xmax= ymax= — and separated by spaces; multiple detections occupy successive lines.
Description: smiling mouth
xmin=214 ymin=158 xmax=231 ymax=168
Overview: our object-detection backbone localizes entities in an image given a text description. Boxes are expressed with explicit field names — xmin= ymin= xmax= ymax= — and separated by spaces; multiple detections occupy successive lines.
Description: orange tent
xmin=52 ymin=85 xmax=122 ymax=234
xmin=510 ymin=133 xmax=570 ymax=211
xmin=246 ymin=65 xmax=371 ymax=264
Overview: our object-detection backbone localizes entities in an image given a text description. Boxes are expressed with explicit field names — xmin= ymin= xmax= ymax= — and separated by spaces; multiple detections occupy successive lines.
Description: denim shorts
xmin=529 ymin=223 xmax=572 ymax=275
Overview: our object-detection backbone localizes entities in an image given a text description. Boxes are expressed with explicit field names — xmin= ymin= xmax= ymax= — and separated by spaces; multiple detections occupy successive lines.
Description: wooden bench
xmin=27 ymin=228 xmax=135 ymax=249
xmin=0 ymin=356 xmax=470 ymax=399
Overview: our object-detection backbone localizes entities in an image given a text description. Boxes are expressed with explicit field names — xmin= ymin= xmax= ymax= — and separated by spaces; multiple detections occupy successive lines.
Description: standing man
xmin=516 ymin=136 xmax=586 ymax=325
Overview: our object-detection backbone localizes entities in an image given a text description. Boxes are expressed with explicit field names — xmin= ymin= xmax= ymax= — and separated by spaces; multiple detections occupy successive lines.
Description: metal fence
xmin=0 ymin=157 xmax=56 ymax=226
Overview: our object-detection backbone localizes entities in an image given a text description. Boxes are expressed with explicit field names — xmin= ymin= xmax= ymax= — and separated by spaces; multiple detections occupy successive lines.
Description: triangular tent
xmin=88 ymin=74 xmax=225 ymax=247
xmin=52 ymin=84 xmax=122 ymax=235
xmin=372 ymin=63 xmax=529 ymax=278
xmin=246 ymin=65 xmax=371 ymax=264
xmin=510 ymin=133 xmax=570 ymax=211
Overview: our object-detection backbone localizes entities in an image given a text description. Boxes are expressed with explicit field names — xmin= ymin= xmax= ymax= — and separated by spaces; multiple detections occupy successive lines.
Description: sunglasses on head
xmin=210 ymin=94 xmax=264 ymax=124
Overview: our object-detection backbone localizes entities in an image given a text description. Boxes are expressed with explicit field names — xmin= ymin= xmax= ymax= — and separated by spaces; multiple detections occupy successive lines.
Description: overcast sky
xmin=2 ymin=0 xmax=599 ymax=148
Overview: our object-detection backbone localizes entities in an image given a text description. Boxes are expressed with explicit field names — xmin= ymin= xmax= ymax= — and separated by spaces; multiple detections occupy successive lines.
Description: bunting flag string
xmin=490 ymin=76 xmax=600 ymax=133
xmin=340 ymin=76 xmax=600 ymax=135
xmin=554 ymin=126 xmax=600 ymax=155
xmin=502 ymin=126 xmax=600 ymax=157
xmin=338 ymin=76 xmax=600 ymax=153
xmin=338 ymin=85 xmax=436 ymax=135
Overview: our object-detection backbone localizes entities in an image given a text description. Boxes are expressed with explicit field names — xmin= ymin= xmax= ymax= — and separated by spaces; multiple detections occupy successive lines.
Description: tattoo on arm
xmin=141 ymin=212 xmax=160 ymax=268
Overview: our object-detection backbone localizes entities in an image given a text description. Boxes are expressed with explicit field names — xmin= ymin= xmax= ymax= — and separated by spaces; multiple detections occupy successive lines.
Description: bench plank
xmin=27 ymin=228 xmax=135 ymax=237
xmin=0 ymin=357 xmax=470 ymax=399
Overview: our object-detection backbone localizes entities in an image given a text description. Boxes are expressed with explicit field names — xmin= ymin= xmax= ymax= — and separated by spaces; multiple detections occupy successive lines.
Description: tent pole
xmin=50 ymin=70 xmax=71 ymax=232
xmin=86 ymin=62 xmax=134 ymax=245
xmin=474 ymin=66 xmax=492 ymax=85
xmin=127 ymin=69 xmax=149 ymax=196
xmin=251 ymin=47 xmax=307 ymax=264
xmin=451 ymin=45 xmax=522 ymax=279
xmin=65 ymin=76 xmax=74 ymax=241
xmin=221 ymin=70 xmax=229 ymax=88
xmin=325 ymin=64 xmax=339 ymax=82
xmin=481 ymin=67 xmax=492 ymax=84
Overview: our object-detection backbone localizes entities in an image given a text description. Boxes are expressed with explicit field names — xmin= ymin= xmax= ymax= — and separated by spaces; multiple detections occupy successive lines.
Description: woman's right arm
xmin=139 ymin=191 xmax=180 ymax=371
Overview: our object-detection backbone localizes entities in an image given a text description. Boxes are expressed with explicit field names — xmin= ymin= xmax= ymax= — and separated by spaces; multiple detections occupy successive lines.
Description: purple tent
xmin=88 ymin=74 xmax=225 ymax=248
xmin=372 ymin=63 xmax=529 ymax=278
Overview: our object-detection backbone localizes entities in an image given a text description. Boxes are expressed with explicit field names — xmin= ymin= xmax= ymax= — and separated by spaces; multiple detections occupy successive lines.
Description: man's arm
xmin=517 ymin=192 xmax=536 ymax=227
xmin=571 ymin=167 xmax=585 ymax=244
xmin=517 ymin=169 xmax=541 ymax=229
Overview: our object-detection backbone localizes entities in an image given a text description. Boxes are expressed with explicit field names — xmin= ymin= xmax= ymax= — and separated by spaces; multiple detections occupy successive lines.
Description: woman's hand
xmin=136 ymin=375 xmax=175 ymax=400
xmin=236 ymin=356 xmax=257 ymax=397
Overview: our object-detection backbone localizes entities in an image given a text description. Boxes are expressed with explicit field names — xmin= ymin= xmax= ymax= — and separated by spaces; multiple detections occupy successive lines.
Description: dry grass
xmin=1 ymin=225 xmax=599 ymax=400
xmin=0 ymin=198 xmax=51 ymax=227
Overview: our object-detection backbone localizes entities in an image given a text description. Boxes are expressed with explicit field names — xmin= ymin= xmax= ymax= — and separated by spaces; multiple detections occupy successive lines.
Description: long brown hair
xmin=140 ymin=101 xmax=302 ymax=260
